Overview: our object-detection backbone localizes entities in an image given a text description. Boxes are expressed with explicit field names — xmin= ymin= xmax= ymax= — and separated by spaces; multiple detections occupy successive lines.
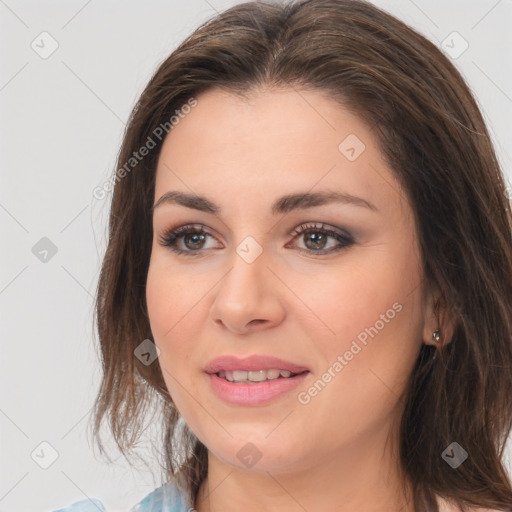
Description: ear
xmin=421 ymin=282 xmax=457 ymax=349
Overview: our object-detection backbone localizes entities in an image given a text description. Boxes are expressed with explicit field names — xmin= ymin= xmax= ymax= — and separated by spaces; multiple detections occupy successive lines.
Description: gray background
xmin=1 ymin=1 xmax=511 ymax=511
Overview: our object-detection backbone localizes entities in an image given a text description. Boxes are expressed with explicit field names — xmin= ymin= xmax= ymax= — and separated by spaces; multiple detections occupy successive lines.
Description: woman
xmin=55 ymin=0 xmax=512 ymax=511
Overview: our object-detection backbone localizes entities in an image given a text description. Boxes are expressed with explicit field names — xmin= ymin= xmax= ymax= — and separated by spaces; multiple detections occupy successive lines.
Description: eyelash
xmin=158 ymin=222 xmax=355 ymax=257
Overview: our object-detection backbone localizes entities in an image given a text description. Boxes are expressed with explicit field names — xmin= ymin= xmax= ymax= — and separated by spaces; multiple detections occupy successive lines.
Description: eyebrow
xmin=152 ymin=190 xmax=378 ymax=215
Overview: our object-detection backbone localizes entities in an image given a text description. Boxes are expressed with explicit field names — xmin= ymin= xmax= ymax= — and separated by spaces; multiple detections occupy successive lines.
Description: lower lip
xmin=206 ymin=371 xmax=309 ymax=406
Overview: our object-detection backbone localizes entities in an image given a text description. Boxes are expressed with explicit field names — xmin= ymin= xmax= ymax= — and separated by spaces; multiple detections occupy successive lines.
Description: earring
xmin=432 ymin=328 xmax=442 ymax=360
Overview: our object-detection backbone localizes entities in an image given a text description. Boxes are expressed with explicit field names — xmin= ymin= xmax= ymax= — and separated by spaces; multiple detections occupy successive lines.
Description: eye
xmin=158 ymin=224 xmax=220 ymax=256
xmin=286 ymin=222 xmax=355 ymax=255
xmin=158 ymin=222 xmax=355 ymax=257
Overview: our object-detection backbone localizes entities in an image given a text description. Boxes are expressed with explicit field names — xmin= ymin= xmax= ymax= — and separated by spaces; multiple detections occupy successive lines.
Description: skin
xmin=145 ymin=87 xmax=446 ymax=512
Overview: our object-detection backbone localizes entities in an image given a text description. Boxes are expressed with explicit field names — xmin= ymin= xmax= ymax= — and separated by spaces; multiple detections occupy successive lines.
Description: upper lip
xmin=204 ymin=355 xmax=309 ymax=374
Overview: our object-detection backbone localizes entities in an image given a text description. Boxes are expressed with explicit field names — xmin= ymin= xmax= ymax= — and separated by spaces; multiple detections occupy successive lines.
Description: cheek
xmin=290 ymin=241 xmax=424 ymax=397
xmin=291 ymin=270 xmax=423 ymax=446
xmin=145 ymin=259 xmax=200 ymax=388
xmin=295 ymin=253 xmax=421 ymax=344
xmin=146 ymin=256 xmax=205 ymax=340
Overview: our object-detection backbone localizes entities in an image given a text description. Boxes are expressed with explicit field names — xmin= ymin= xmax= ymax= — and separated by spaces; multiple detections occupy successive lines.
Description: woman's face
xmin=146 ymin=87 xmax=436 ymax=475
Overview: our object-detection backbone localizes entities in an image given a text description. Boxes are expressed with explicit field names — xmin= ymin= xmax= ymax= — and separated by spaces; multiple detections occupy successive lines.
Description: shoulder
xmin=51 ymin=498 xmax=106 ymax=512
xmin=52 ymin=479 xmax=191 ymax=512
xmin=129 ymin=479 xmax=192 ymax=512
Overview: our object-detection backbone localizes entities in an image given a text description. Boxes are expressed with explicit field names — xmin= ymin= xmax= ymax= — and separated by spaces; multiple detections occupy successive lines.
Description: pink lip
xmin=207 ymin=371 xmax=309 ymax=406
xmin=204 ymin=355 xmax=310 ymax=406
xmin=204 ymin=355 xmax=309 ymax=374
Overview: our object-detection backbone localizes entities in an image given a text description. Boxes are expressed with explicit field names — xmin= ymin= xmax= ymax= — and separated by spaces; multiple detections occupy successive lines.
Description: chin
xmin=204 ymin=433 xmax=308 ymax=475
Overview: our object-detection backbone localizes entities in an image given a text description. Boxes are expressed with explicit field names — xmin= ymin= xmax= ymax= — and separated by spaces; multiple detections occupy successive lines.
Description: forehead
xmin=154 ymin=87 xmax=406 ymax=219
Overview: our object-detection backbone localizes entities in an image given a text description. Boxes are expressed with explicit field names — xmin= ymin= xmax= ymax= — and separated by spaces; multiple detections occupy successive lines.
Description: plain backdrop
xmin=1 ymin=1 xmax=511 ymax=511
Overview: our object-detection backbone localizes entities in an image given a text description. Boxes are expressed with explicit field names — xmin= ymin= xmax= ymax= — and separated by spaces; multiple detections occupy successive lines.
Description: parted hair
xmin=90 ymin=1 xmax=512 ymax=510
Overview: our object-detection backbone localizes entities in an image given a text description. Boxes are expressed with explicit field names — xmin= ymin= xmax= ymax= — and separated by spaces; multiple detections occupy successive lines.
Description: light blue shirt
xmin=52 ymin=479 xmax=193 ymax=512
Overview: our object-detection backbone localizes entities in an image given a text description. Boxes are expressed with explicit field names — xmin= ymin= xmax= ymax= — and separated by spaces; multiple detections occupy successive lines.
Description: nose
xmin=210 ymin=246 xmax=286 ymax=335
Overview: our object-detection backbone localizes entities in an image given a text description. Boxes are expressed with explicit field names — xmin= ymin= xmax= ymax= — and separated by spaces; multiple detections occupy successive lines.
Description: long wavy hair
xmin=89 ymin=1 xmax=512 ymax=510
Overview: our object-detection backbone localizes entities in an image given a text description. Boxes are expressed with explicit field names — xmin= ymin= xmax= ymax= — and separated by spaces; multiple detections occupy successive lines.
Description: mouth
xmin=204 ymin=355 xmax=310 ymax=405
xmin=215 ymin=368 xmax=309 ymax=384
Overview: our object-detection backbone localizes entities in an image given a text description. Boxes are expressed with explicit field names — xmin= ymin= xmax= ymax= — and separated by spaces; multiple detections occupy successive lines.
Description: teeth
xmin=217 ymin=369 xmax=298 ymax=383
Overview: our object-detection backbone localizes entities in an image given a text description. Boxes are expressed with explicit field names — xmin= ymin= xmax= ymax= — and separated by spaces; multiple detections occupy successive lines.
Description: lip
xmin=204 ymin=355 xmax=310 ymax=406
xmin=207 ymin=371 xmax=309 ymax=406
xmin=204 ymin=355 xmax=309 ymax=374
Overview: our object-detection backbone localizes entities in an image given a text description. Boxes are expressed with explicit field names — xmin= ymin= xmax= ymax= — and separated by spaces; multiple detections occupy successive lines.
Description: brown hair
xmin=90 ymin=1 xmax=512 ymax=510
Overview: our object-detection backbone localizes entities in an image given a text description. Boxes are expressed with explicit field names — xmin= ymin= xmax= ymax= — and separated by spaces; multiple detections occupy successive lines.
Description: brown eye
xmin=288 ymin=222 xmax=355 ymax=255
xmin=159 ymin=225 xmax=221 ymax=256
xmin=303 ymin=231 xmax=329 ymax=250
xmin=182 ymin=232 xmax=207 ymax=250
